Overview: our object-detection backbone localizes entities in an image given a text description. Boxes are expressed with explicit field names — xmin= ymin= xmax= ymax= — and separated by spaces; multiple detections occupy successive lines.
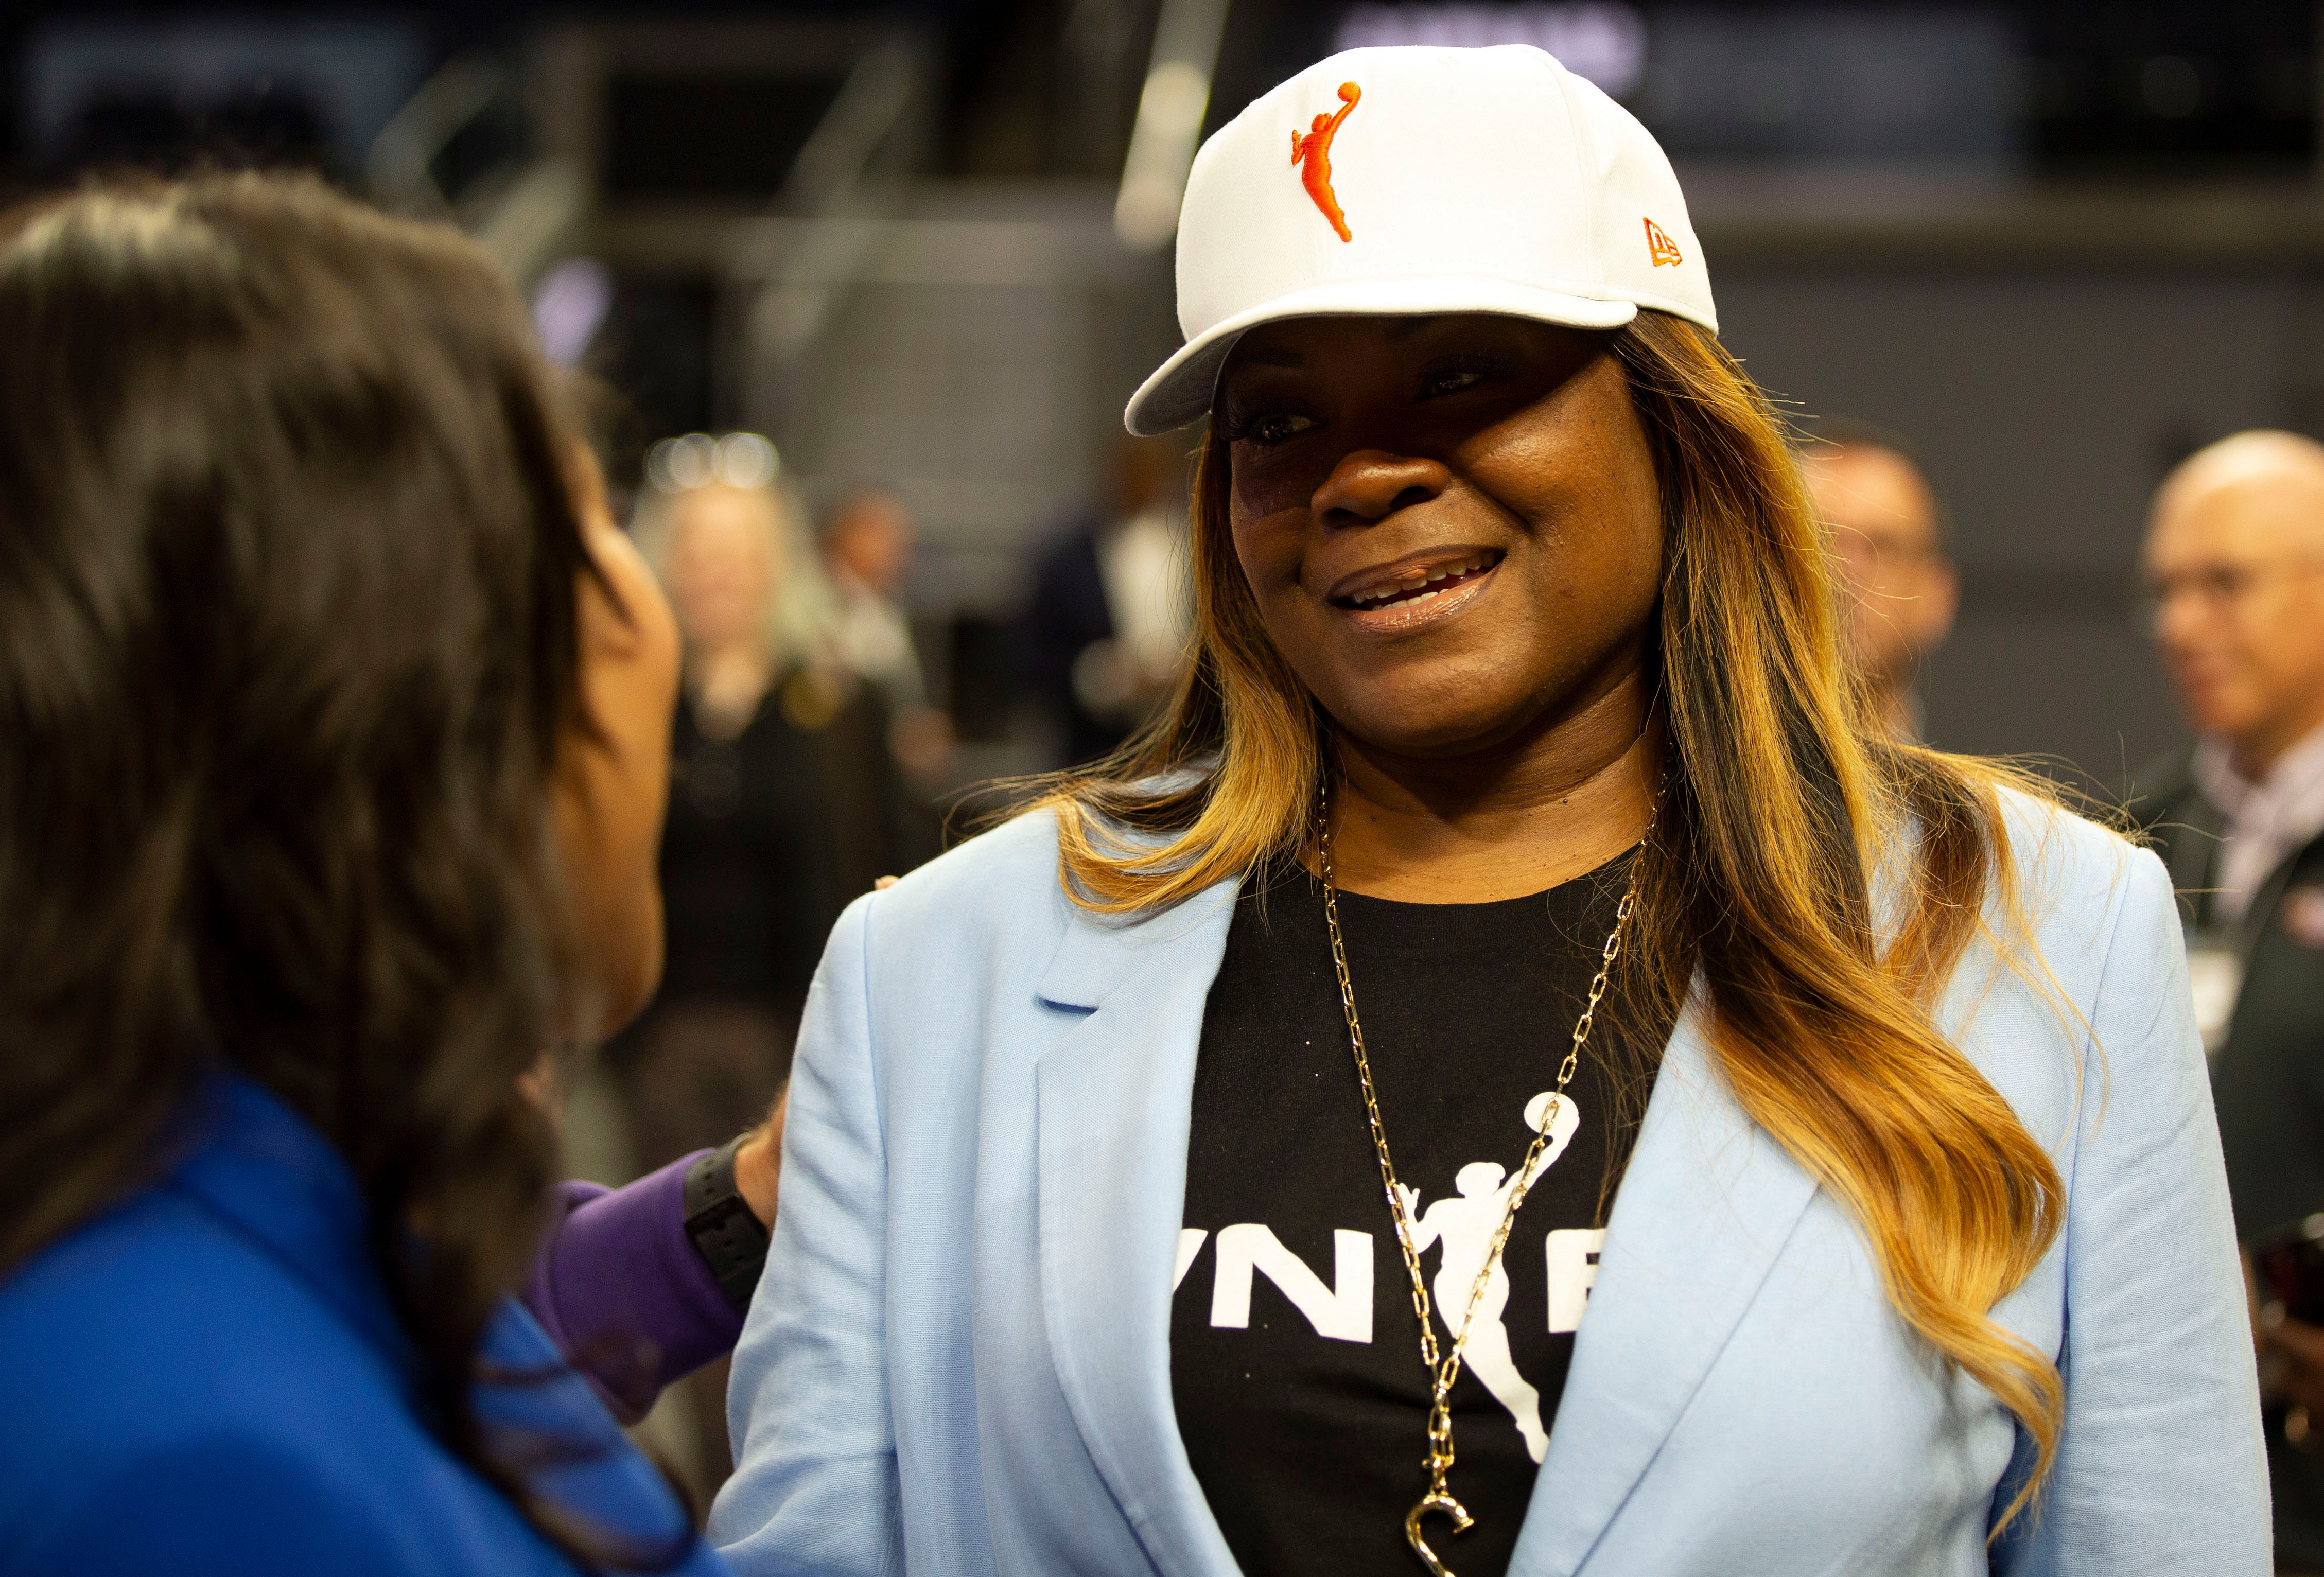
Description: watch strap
xmin=684 ymin=1134 xmax=771 ymax=1316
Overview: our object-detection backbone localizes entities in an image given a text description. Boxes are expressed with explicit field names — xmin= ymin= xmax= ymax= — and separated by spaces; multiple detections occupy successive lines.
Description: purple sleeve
xmin=522 ymin=1151 xmax=746 ymax=1425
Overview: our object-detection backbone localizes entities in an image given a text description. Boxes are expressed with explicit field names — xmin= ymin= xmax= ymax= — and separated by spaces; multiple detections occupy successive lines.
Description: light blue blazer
xmin=711 ymin=792 xmax=2268 ymax=1576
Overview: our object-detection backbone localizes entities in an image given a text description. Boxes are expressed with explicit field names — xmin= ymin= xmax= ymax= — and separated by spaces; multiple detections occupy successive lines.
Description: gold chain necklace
xmin=1315 ymin=781 xmax=1656 ymax=1577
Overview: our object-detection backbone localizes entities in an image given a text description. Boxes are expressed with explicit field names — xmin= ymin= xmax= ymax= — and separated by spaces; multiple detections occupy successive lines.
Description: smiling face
xmin=1217 ymin=313 xmax=1665 ymax=763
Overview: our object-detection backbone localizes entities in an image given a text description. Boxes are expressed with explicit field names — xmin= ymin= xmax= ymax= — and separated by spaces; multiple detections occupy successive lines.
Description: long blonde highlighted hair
xmin=1036 ymin=311 xmax=2068 ymax=1525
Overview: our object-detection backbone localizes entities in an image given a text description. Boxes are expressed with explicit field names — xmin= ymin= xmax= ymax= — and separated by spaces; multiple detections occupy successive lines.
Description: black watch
xmin=684 ymin=1134 xmax=771 ymax=1316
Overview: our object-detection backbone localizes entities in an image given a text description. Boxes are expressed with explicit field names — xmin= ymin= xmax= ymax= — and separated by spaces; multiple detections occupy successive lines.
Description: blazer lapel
xmin=1509 ymin=1002 xmax=1820 ymax=1577
xmin=1033 ymin=878 xmax=1244 ymax=1577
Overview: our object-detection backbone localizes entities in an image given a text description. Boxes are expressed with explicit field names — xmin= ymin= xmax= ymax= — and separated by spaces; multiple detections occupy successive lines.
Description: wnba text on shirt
xmin=1173 ymin=1224 xmax=1605 ymax=1343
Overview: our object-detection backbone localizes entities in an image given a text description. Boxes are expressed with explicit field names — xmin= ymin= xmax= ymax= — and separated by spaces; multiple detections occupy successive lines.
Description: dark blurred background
xmin=8 ymin=1 xmax=2321 ymax=792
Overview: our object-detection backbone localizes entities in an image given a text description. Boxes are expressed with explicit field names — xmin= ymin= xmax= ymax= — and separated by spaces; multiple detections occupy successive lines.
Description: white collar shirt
xmin=2192 ymin=719 xmax=2324 ymax=924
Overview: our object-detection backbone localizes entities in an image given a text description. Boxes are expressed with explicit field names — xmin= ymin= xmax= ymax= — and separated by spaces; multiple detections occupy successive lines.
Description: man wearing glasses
xmin=2134 ymin=429 xmax=2324 ymax=1576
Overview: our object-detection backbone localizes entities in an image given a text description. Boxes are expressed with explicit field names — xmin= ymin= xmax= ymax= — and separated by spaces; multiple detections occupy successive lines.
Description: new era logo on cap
xmin=1127 ymin=44 xmax=1717 ymax=434
xmin=1644 ymin=216 xmax=1684 ymax=267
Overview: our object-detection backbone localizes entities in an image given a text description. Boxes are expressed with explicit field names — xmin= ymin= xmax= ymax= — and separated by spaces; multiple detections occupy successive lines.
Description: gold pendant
xmin=1404 ymin=1490 xmax=1474 ymax=1577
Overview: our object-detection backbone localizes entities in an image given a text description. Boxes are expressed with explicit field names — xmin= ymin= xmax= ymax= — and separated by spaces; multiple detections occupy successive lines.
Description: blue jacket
xmin=0 ymin=1075 xmax=730 ymax=1577
xmin=712 ymin=793 xmax=2269 ymax=1576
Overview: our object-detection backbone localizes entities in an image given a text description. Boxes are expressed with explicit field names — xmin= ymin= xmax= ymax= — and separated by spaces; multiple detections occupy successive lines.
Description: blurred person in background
xmin=0 ymin=174 xmax=741 ymax=1575
xmin=625 ymin=471 xmax=906 ymax=1167
xmin=1023 ymin=431 xmax=1193 ymax=766
xmin=1799 ymin=424 xmax=1958 ymax=740
xmin=2131 ymin=429 xmax=2324 ymax=1575
xmin=819 ymin=488 xmax=954 ymax=784
xmin=622 ymin=467 xmax=915 ymax=1495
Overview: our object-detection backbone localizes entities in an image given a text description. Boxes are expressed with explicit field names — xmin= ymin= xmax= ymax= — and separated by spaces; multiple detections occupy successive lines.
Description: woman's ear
xmin=553 ymin=445 xmax=682 ymax=1041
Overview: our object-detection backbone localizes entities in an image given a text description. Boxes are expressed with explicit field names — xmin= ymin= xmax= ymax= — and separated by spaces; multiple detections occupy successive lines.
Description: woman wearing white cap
xmin=712 ymin=45 xmax=2264 ymax=1577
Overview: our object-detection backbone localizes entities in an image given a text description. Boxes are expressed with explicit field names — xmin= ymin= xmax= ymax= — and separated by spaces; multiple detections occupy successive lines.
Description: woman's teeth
xmin=1346 ymin=555 xmax=1494 ymax=609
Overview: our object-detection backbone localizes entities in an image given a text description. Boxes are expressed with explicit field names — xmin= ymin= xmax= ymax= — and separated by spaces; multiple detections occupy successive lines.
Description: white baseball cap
xmin=1124 ymin=44 xmax=1717 ymax=436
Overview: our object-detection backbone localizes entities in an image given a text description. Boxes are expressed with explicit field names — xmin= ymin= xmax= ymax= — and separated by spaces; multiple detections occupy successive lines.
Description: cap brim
xmin=1123 ymin=274 xmax=1640 ymax=436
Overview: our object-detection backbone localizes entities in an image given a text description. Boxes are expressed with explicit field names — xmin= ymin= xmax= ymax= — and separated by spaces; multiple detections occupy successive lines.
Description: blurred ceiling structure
xmin=4 ymin=0 xmax=2323 ymax=774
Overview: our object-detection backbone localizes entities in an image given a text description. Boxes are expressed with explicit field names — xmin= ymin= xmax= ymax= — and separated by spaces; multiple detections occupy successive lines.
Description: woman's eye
xmin=1418 ymin=361 xmax=1502 ymax=400
xmin=1232 ymin=409 xmax=1317 ymax=446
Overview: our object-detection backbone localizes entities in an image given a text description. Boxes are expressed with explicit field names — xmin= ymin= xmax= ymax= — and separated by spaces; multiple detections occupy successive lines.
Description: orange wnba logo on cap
xmin=1291 ymin=82 xmax=1361 ymax=242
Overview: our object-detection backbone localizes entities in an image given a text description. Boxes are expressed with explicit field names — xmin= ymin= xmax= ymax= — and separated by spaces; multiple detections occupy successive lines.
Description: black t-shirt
xmin=1170 ymin=856 xmax=1658 ymax=1577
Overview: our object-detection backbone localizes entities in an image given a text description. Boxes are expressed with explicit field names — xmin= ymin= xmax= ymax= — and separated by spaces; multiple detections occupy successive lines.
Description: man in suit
xmin=2130 ymin=430 xmax=2324 ymax=1573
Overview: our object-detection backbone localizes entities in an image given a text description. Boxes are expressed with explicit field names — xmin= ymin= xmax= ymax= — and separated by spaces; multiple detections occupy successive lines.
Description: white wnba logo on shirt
xmin=1176 ymin=1091 xmax=1605 ymax=1464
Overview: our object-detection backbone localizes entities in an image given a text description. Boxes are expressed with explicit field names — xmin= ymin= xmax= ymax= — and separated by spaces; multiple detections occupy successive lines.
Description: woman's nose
xmin=1309 ymin=450 xmax=1453 ymax=528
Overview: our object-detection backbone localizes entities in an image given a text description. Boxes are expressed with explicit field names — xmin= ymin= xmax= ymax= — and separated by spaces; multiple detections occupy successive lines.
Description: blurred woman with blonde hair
xmin=619 ymin=458 xmax=906 ymax=1134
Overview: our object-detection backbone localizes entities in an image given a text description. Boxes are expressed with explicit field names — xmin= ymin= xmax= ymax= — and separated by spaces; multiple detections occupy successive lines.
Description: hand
xmin=732 ymin=1085 xmax=787 ymax=1230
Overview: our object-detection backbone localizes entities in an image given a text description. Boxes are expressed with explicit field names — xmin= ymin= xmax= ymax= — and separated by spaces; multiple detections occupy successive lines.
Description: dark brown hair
xmin=0 ymin=174 xmax=617 ymax=1551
